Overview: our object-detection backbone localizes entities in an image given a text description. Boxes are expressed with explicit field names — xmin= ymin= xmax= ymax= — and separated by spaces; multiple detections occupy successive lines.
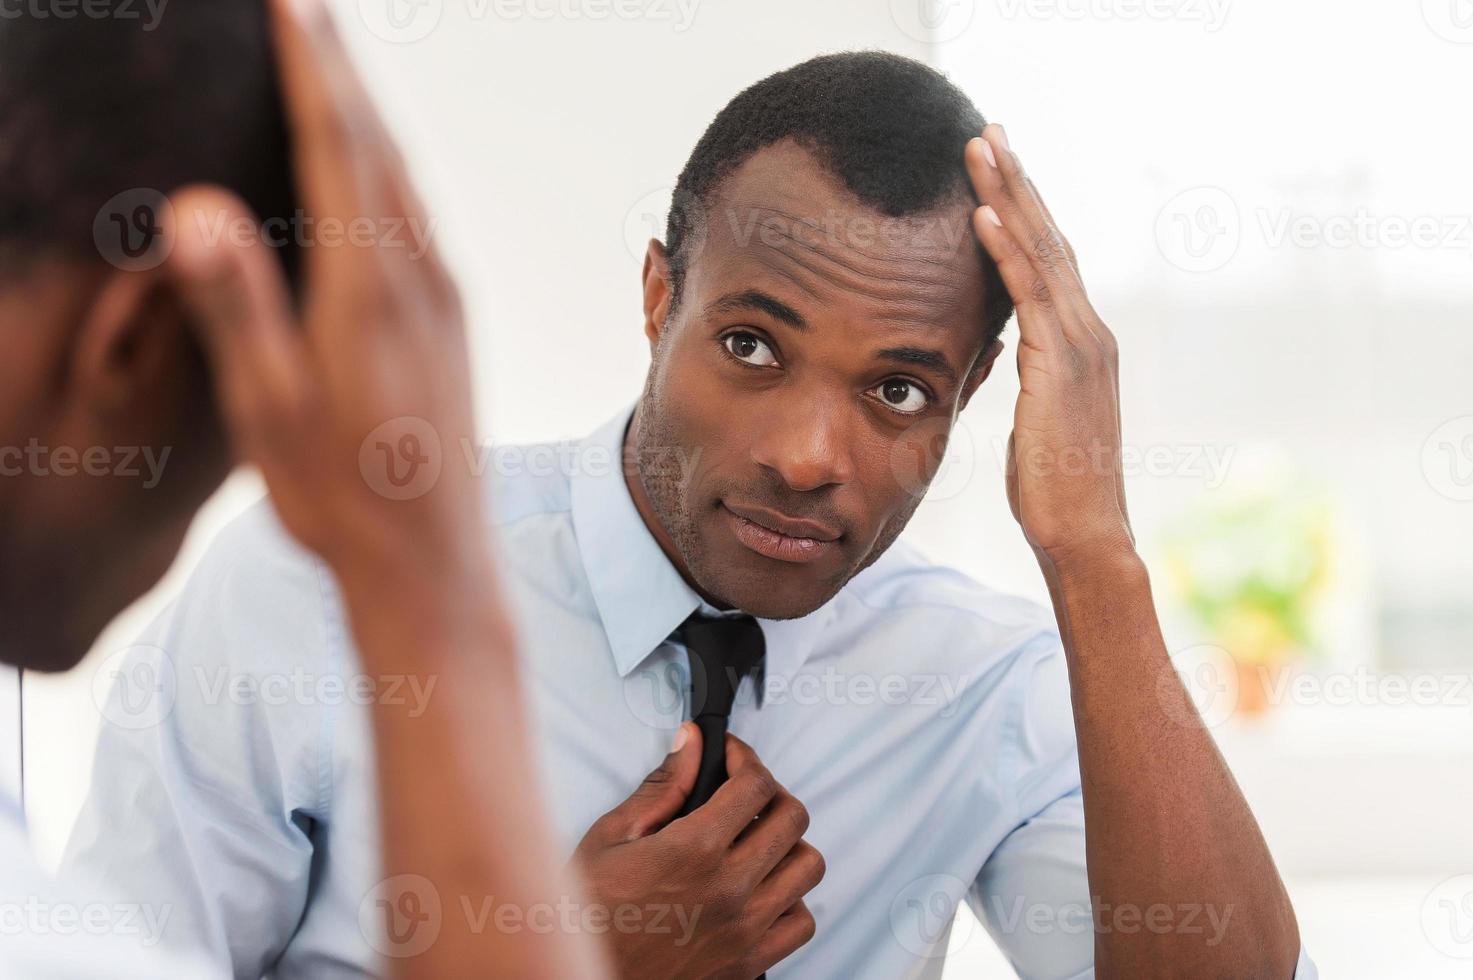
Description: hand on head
xmin=165 ymin=0 xmax=482 ymax=589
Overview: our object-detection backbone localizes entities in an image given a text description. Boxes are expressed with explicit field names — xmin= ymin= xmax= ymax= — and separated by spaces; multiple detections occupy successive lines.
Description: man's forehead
xmin=688 ymin=141 xmax=987 ymax=327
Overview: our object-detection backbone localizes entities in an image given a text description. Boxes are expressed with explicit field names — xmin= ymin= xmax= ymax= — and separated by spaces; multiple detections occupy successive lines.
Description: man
xmin=68 ymin=51 xmax=1317 ymax=978
xmin=1 ymin=1 xmax=601 ymax=976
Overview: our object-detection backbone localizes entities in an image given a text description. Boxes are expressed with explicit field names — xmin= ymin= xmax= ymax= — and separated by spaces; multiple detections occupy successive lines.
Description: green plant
xmin=1162 ymin=488 xmax=1333 ymax=667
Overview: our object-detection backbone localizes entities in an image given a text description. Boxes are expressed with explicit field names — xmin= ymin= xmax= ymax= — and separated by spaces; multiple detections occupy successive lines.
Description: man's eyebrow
xmin=876 ymin=346 xmax=958 ymax=385
xmin=704 ymin=289 xmax=809 ymax=331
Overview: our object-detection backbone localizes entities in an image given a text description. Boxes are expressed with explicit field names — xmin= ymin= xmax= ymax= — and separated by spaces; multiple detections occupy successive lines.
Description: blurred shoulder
xmin=181 ymin=492 xmax=328 ymax=607
xmin=480 ymin=435 xmax=578 ymax=529
xmin=147 ymin=497 xmax=339 ymax=676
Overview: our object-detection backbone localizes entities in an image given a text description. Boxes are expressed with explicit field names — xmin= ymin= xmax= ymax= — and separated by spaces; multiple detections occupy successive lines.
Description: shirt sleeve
xmin=970 ymin=789 xmax=1095 ymax=979
xmin=60 ymin=503 xmax=340 ymax=979
xmin=967 ymin=642 xmax=1318 ymax=979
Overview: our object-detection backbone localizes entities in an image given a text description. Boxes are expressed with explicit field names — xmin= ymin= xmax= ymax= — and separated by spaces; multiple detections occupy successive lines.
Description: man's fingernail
xmin=982 ymin=205 xmax=1003 ymax=228
xmin=670 ymin=724 xmax=690 ymax=753
xmin=994 ymin=124 xmax=1010 ymax=151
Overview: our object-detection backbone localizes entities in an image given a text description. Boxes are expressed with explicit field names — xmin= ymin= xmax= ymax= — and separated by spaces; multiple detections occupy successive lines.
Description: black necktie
xmin=675 ymin=611 xmax=766 ymax=818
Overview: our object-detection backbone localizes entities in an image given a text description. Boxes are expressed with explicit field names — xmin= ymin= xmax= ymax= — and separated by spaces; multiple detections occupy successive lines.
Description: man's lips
xmin=720 ymin=501 xmax=842 ymax=564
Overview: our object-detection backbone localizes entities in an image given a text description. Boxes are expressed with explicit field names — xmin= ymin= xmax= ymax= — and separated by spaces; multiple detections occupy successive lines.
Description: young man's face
xmin=631 ymin=140 xmax=1001 ymax=620
xmin=0 ymin=259 xmax=228 ymax=671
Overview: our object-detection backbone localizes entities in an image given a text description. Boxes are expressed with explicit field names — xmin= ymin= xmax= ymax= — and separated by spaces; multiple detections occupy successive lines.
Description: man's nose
xmin=749 ymin=397 xmax=854 ymax=493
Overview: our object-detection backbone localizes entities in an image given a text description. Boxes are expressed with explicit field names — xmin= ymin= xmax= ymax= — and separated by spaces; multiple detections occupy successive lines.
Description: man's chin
xmin=693 ymin=552 xmax=846 ymax=621
xmin=0 ymin=606 xmax=96 ymax=673
xmin=0 ymin=529 xmax=182 ymax=673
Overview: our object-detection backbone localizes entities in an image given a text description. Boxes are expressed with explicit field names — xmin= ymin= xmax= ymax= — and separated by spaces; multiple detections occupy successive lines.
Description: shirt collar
xmin=570 ymin=400 xmax=839 ymax=682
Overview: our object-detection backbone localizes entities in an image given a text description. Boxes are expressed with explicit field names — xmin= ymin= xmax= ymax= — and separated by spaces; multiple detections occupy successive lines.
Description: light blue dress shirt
xmin=65 ymin=401 xmax=1316 ymax=979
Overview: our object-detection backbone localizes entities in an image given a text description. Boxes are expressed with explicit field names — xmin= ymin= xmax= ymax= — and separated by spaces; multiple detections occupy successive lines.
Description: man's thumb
xmin=614 ymin=722 xmax=702 ymax=840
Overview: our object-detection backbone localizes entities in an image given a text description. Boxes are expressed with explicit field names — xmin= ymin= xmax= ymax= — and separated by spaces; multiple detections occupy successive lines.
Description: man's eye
xmin=874 ymin=379 xmax=930 ymax=414
xmin=722 ymin=332 xmax=779 ymax=367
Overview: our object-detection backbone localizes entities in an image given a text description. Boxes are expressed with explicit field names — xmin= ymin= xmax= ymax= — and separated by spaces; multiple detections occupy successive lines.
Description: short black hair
xmin=0 ymin=1 xmax=298 ymax=280
xmin=666 ymin=51 xmax=1011 ymax=349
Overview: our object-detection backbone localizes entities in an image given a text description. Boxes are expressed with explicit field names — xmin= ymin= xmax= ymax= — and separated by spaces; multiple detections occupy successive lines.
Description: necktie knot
xmin=678 ymin=611 xmax=766 ymax=720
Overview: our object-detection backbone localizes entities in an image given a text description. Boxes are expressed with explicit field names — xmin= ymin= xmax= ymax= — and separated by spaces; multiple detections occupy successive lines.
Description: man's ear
xmin=642 ymin=238 xmax=673 ymax=352
xmin=70 ymin=267 xmax=188 ymax=418
xmin=960 ymin=338 xmax=1005 ymax=412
